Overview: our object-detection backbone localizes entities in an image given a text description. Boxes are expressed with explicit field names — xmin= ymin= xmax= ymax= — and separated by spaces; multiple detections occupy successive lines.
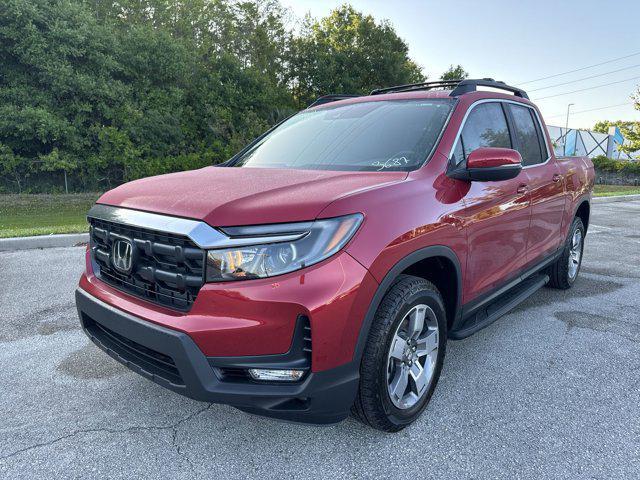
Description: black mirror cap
xmin=447 ymin=163 xmax=522 ymax=182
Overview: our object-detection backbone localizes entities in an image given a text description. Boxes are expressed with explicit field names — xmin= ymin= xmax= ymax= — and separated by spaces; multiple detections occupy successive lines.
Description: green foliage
xmin=591 ymin=155 xmax=640 ymax=175
xmin=593 ymin=120 xmax=640 ymax=155
xmin=593 ymin=185 xmax=640 ymax=197
xmin=440 ymin=65 xmax=468 ymax=81
xmin=288 ymin=5 xmax=425 ymax=108
xmin=0 ymin=0 xmax=429 ymax=193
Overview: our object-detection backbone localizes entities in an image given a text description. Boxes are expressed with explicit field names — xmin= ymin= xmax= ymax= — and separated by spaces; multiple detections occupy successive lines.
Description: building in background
xmin=547 ymin=125 xmax=638 ymax=160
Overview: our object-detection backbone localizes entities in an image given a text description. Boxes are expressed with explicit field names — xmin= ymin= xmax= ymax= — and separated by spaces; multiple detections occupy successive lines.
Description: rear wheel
xmin=547 ymin=217 xmax=585 ymax=289
xmin=352 ymin=275 xmax=447 ymax=432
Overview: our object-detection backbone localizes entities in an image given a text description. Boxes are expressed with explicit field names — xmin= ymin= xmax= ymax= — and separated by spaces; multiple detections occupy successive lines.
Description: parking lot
xmin=0 ymin=197 xmax=638 ymax=479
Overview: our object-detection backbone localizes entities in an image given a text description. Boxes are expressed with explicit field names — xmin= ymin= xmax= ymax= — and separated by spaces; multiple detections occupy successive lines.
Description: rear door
xmin=506 ymin=103 xmax=565 ymax=264
xmin=453 ymin=101 xmax=532 ymax=302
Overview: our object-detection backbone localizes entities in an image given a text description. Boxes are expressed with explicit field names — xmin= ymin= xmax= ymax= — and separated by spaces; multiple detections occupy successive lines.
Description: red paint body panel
xmin=322 ymin=153 xmax=468 ymax=286
xmin=80 ymin=248 xmax=378 ymax=372
xmin=467 ymin=147 xmax=522 ymax=168
xmin=78 ymin=89 xmax=594 ymax=382
xmin=522 ymin=161 xmax=566 ymax=265
xmin=97 ymin=166 xmax=406 ymax=226
xmin=455 ymin=172 xmax=531 ymax=301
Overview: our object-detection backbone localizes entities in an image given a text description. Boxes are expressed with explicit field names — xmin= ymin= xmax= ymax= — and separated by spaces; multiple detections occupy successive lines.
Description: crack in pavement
xmin=170 ymin=405 xmax=214 ymax=474
xmin=0 ymin=404 xmax=213 ymax=465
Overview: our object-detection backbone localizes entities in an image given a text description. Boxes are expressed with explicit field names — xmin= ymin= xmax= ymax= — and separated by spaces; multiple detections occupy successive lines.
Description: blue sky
xmin=281 ymin=0 xmax=640 ymax=129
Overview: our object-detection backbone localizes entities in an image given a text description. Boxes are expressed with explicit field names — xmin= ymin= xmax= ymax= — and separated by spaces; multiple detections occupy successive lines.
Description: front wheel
xmin=547 ymin=217 xmax=585 ymax=289
xmin=352 ymin=275 xmax=447 ymax=432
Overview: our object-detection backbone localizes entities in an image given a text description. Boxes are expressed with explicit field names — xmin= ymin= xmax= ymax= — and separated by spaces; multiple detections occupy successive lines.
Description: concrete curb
xmin=0 ymin=232 xmax=89 ymax=252
xmin=593 ymin=194 xmax=640 ymax=204
xmin=1 ymin=193 xmax=638 ymax=252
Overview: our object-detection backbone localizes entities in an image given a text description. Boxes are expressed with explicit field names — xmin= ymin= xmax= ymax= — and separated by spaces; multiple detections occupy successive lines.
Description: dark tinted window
xmin=456 ymin=102 xmax=511 ymax=164
xmin=233 ymin=99 xmax=454 ymax=172
xmin=452 ymin=141 xmax=464 ymax=165
xmin=509 ymin=104 xmax=546 ymax=166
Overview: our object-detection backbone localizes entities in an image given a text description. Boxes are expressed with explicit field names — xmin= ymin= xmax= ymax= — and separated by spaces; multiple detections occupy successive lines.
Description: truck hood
xmin=97 ymin=166 xmax=408 ymax=226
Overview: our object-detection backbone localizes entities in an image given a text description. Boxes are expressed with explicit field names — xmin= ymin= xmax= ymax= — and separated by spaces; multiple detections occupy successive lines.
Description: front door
xmin=451 ymin=101 xmax=532 ymax=303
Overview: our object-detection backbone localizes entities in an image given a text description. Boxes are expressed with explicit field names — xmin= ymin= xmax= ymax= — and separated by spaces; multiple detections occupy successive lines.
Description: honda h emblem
xmin=111 ymin=239 xmax=133 ymax=274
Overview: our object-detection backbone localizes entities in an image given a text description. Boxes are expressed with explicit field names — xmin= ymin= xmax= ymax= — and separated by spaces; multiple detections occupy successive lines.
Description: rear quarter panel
xmin=555 ymin=155 xmax=595 ymax=237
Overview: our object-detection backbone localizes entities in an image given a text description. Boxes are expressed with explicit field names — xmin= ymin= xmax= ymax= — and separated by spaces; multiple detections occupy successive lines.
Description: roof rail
xmin=307 ymin=94 xmax=360 ymax=108
xmin=449 ymin=78 xmax=529 ymax=99
xmin=370 ymin=80 xmax=461 ymax=96
xmin=369 ymin=78 xmax=529 ymax=100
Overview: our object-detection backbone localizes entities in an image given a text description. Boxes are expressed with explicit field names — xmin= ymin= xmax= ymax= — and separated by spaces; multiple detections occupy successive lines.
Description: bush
xmin=591 ymin=155 xmax=640 ymax=175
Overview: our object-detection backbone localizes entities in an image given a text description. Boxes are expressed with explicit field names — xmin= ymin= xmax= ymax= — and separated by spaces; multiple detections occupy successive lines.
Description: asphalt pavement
xmin=0 ymin=198 xmax=638 ymax=479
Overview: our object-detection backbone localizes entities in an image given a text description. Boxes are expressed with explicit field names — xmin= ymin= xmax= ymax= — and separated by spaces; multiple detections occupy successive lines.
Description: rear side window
xmin=508 ymin=104 xmax=546 ymax=166
xmin=454 ymin=102 xmax=511 ymax=164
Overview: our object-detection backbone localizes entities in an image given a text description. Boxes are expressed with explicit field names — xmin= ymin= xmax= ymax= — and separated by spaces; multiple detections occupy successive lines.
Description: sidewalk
xmin=593 ymin=193 xmax=640 ymax=204
xmin=0 ymin=232 xmax=89 ymax=252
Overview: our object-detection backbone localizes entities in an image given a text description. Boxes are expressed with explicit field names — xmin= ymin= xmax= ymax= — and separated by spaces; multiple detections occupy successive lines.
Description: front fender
xmin=350 ymin=245 xmax=463 ymax=363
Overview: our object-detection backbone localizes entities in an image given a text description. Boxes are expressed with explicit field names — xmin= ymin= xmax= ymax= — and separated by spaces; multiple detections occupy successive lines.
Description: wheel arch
xmin=353 ymin=246 xmax=462 ymax=362
xmin=575 ymin=199 xmax=590 ymax=232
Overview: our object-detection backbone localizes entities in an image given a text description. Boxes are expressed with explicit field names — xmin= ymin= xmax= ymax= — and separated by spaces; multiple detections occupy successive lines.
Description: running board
xmin=449 ymin=273 xmax=549 ymax=339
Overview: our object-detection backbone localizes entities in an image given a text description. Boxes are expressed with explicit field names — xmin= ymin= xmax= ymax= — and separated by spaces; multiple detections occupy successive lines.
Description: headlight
xmin=205 ymin=214 xmax=363 ymax=282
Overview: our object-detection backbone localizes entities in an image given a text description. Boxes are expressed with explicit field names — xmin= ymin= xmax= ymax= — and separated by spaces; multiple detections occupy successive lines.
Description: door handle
xmin=552 ymin=174 xmax=562 ymax=183
xmin=517 ymin=184 xmax=528 ymax=194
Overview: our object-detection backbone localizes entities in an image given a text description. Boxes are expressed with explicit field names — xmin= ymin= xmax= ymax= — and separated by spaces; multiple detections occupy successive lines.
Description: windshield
xmin=232 ymin=99 xmax=454 ymax=172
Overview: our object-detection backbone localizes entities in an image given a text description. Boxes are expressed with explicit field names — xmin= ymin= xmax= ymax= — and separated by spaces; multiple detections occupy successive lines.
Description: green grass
xmin=1 ymin=185 xmax=639 ymax=238
xmin=0 ymin=193 xmax=101 ymax=238
xmin=594 ymin=185 xmax=640 ymax=197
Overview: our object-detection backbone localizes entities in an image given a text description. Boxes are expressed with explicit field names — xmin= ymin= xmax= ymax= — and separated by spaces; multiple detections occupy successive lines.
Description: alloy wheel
xmin=568 ymin=228 xmax=583 ymax=280
xmin=386 ymin=304 xmax=439 ymax=409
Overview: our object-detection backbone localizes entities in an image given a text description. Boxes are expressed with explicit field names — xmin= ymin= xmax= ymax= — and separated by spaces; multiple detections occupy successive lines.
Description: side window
xmin=453 ymin=102 xmax=511 ymax=165
xmin=508 ymin=104 xmax=546 ymax=166
xmin=452 ymin=140 xmax=464 ymax=165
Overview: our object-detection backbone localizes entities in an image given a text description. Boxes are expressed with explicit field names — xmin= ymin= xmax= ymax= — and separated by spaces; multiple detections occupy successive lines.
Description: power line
xmin=533 ymin=75 xmax=640 ymax=101
xmin=544 ymin=102 xmax=633 ymax=119
xmin=518 ymin=51 xmax=640 ymax=85
xmin=528 ymin=63 xmax=640 ymax=92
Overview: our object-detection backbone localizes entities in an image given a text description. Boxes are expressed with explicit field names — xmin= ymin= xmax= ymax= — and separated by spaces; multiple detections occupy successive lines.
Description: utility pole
xmin=564 ymin=103 xmax=574 ymax=156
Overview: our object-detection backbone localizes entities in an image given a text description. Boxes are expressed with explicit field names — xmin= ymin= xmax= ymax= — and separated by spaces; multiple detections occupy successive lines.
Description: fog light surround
xmin=248 ymin=368 xmax=306 ymax=382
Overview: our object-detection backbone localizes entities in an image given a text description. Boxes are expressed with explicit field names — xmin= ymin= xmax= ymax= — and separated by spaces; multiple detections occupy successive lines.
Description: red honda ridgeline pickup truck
xmin=76 ymin=79 xmax=594 ymax=431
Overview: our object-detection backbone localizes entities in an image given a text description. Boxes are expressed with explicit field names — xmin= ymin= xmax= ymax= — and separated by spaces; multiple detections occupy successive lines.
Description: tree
xmin=0 ymin=0 xmax=130 ymax=191
xmin=288 ymin=5 xmax=425 ymax=107
xmin=0 ymin=1 xmax=428 ymax=192
xmin=440 ymin=64 xmax=468 ymax=81
xmin=593 ymin=120 xmax=640 ymax=155
xmin=0 ymin=0 xmax=295 ymax=191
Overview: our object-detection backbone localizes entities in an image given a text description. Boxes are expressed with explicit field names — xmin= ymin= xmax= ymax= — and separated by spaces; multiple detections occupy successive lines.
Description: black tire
xmin=352 ymin=274 xmax=447 ymax=432
xmin=547 ymin=217 xmax=585 ymax=289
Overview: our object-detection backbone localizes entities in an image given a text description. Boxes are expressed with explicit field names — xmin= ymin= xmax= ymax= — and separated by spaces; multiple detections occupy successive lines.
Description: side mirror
xmin=448 ymin=147 xmax=522 ymax=182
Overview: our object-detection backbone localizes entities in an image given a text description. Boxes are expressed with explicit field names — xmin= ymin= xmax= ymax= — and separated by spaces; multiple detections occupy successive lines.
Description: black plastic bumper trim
xmin=75 ymin=288 xmax=359 ymax=424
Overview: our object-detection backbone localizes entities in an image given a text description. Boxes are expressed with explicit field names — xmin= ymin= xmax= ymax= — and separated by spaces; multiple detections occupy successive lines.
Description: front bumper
xmin=80 ymin=248 xmax=379 ymax=372
xmin=76 ymin=288 xmax=359 ymax=424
